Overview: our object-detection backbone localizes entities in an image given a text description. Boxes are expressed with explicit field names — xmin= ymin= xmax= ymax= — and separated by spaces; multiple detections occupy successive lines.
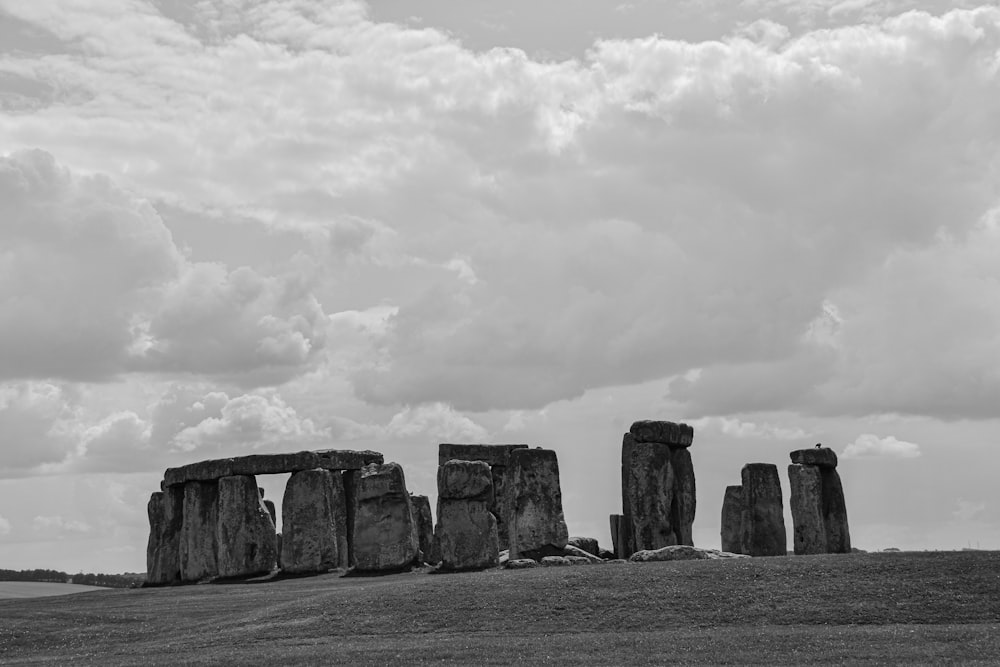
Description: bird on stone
xmin=815 ymin=443 xmax=822 ymax=448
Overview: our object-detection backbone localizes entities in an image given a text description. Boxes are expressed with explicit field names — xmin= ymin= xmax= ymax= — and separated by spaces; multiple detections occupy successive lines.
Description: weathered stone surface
xmin=280 ymin=470 xmax=341 ymax=574
xmin=610 ymin=514 xmax=630 ymax=559
xmin=563 ymin=544 xmax=603 ymax=563
xmin=435 ymin=498 xmax=499 ymax=571
xmin=216 ymin=475 xmax=278 ymax=578
xmin=352 ymin=463 xmax=419 ymax=571
xmin=720 ymin=485 xmax=744 ymax=554
xmin=410 ymin=494 xmax=436 ymax=564
xmin=180 ymin=480 xmax=219 ymax=582
xmin=630 ymin=546 xmax=751 ymax=561
xmin=821 ymin=468 xmax=851 ymax=554
xmin=508 ymin=448 xmax=569 ymax=560
xmin=506 ymin=558 xmax=539 ymax=569
xmin=540 ymin=556 xmax=571 ymax=567
xmin=438 ymin=460 xmax=494 ymax=501
xmin=790 ymin=447 xmax=838 ymax=469
xmin=566 ymin=556 xmax=591 ymax=566
xmin=498 ymin=549 xmax=509 ymax=566
xmin=342 ymin=469 xmax=359 ymax=567
xmin=263 ymin=499 xmax=276 ymax=526
xmin=164 ymin=450 xmax=384 ymax=487
xmin=146 ymin=486 xmax=183 ymax=585
xmin=438 ymin=443 xmax=529 ymax=468
xmin=491 ymin=465 xmax=512 ymax=549
xmin=598 ymin=548 xmax=616 ymax=560
xmin=628 ymin=421 xmax=695 ymax=447
xmin=567 ymin=536 xmax=599 ymax=557
xmin=788 ymin=464 xmax=826 ymax=555
xmin=669 ymin=446 xmax=696 ymax=546
xmin=624 ymin=436 xmax=676 ymax=553
xmin=740 ymin=464 xmax=787 ymax=557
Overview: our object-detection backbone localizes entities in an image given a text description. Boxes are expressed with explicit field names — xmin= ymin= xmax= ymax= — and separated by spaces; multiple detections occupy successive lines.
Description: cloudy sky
xmin=1 ymin=0 xmax=999 ymax=573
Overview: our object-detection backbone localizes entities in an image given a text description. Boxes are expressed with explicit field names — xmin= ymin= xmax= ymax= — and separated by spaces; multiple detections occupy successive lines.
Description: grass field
xmin=0 ymin=582 xmax=108 ymax=600
xmin=1 ymin=551 xmax=998 ymax=665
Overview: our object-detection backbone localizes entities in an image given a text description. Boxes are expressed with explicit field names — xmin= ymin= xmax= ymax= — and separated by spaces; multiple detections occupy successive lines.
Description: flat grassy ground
xmin=1 ymin=551 xmax=998 ymax=665
xmin=0 ymin=583 xmax=107 ymax=600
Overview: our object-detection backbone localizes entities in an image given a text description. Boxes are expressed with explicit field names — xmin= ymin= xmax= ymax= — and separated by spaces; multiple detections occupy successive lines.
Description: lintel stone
xmin=163 ymin=450 xmax=383 ymax=487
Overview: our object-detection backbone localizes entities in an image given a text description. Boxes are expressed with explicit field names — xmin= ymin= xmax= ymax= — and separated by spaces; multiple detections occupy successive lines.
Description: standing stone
xmin=720 ymin=485 xmax=744 ymax=554
xmin=490 ymin=465 xmax=511 ymax=548
xmin=180 ymin=480 xmax=219 ymax=582
xmin=281 ymin=469 xmax=341 ymax=574
xmin=330 ymin=471 xmax=350 ymax=570
xmin=342 ymin=469 xmax=360 ymax=567
xmin=353 ymin=463 xmax=419 ymax=571
xmin=788 ymin=464 xmax=826 ymax=555
xmin=669 ymin=447 xmax=696 ymax=546
xmin=410 ymin=494 xmax=436 ymax=564
xmin=821 ymin=468 xmax=851 ymax=554
xmin=508 ymin=448 xmax=569 ymax=560
xmin=263 ymin=500 xmax=277 ymax=527
xmin=740 ymin=464 xmax=787 ymax=557
xmin=610 ymin=514 xmax=629 ymax=559
xmin=146 ymin=486 xmax=183 ymax=585
xmin=624 ymin=436 xmax=676 ymax=553
xmin=435 ymin=460 xmax=499 ymax=571
xmin=216 ymin=475 xmax=278 ymax=578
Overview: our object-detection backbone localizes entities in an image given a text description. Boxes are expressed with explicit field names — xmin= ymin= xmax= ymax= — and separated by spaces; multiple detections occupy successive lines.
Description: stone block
xmin=410 ymin=494 xmax=436 ymax=564
xmin=789 ymin=447 xmax=838 ymax=469
xmin=179 ymin=480 xmax=219 ymax=582
xmin=216 ymin=475 xmax=278 ymax=578
xmin=624 ymin=436 xmax=676 ymax=552
xmin=435 ymin=498 xmax=499 ymax=571
xmin=352 ymin=463 xmax=419 ymax=571
xmin=437 ymin=443 xmax=529 ymax=467
xmin=146 ymin=486 xmax=183 ymax=585
xmin=821 ymin=468 xmax=851 ymax=554
xmin=739 ymin=463 xmax=787 ymax=557
xmin=567 ymin=536 xmax=599 ymax=557
xmin=163 ymin=450 xmax=384 ymax=487
xmin=508 ymin=448 xmax=569 ymax=560
xmin=669 ymin=446 xmax=696 ymax=546
xmin=437 ymin=460 xmax=494 ymax=501
xmin=720 ymin=485 xmax=744 ymax=554
xmin=629 ymin=420 xmax=680 ymax=445
xmin=280 ymin=470 xmax=341 ymax=574
xmin=788 ymin=464 xmax=826 ymax=555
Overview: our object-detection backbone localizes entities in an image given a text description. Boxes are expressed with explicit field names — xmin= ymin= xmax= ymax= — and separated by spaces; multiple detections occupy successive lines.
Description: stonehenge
xmin=720 ymin=485 xmax=744 ymax=554
xmin=280 ymin=469 xmax=345 ymax=574
xmin=145 ymin=485 xmax=183 ymax=585
xmin=788 ymin=447 xmax=851 ymax=555
xmin=216 ymin=475 xmax=278 ymax=578
xmin=434 ymin=460 xmax=499 ymax=571
xmin=352 ymin=462 xmax=421 ymax=572
xmin=720 ymin=463 xmax=788 ymax=557
xmin=508 ymin=447 xmax=570 ymax=560
xmin=616 ymin=420 xmax=696 ymax=558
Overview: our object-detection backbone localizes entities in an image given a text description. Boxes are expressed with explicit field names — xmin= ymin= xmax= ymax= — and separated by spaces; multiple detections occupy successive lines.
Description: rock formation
xmin=788 ymin=447 xmax=851 ymax=555
xmin=438 ymin=443 xmax=528 ymax=549
xmin=508 ymin=448 xmax=569 ymax=560
xmin=720 ymin=485 xmax=744 ymax=554
xmin=179 ymin=480 xmax=219 ymax=582
xmin=567 ymin=536 xmax=599 ymax=557
xmin=146 ymin=486 xmax=183 ymax=585
xmin=410 ymin=494 xmax=436 ymax=565
xmin=434 ymin=460 xmax=499 ymax=571
xmin=618 ymin=420 xmax=696 ymax=558
xmin=281 ymin=469 xmax=344 ymax=574
xmin=216 ymin=475 xmax=278 ymax=578
xmin=352 ymin=462 xmax=420 ymax=571
xmin=163 ymin=450 xmax=383 ymax=487
xmin=739 ymin=463 xmax=787 ymax=557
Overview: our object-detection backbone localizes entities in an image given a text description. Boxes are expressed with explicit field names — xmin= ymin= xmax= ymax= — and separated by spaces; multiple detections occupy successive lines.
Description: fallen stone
xmin=508 ymin=448 xmax=569 ymax=560
xmin=598 ymin=548 xmax=616 ymax=560
xmin=567 ymin=536 xmax=600 ymax=556
xmin=821 ymin=468 xmax=852 ymax=554
xmin=563 ymin=544 xmax=603 ymax=563
xmin=624 ymin=436 xmax=676 ymax=552
xmin=788 ymin=464 xmax=826 ymax=555
xmin=146 ymin=486 xmax=183 ymax=585
xmin=630 ymin=545 xmax=710 ymax=561
xmin=179 ymin=480 xmax=220 ymax=582
xmin=540 ymin=556 xmax=572 ymax=566
xmin=740 ymin=463 xmax=787 ymax=557
xmin=720 ymin=485 xmax=744 ymax=555
xmin=164 ymin=450 xmax=384 ymax=487
xmin=216 ymin=475 xmax=278 ymax=578
xmin=410 ymin=494 xmax=436 ymax=564
xmin=669 ymin=446 xmax=697 ymax=546
xmin=789 ymin=447 xmax=838 ymax=469
xmin=352 ymin=463 xmax=419 ymax=571
xmin=506 ymin=558 xmax=540 ymax=569
xmin=498 ymin=549 xmax=509 ymax=566
xmin=280 ymin=469 xmax=342 ymax=574
xmin=438 ymin=460 xmax=494 ymax=501
xmin=566 ymin=556 xmax=592 ymax=566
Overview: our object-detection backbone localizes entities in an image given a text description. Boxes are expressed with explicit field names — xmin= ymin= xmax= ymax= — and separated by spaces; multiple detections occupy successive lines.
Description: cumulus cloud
xmin=383 ymin=403 xmax=489 ymax=441
xmin=32 ymin=515 xmax=91 ymax=536
xmin=691 ymin=416 xmax=810 ymax=440
xmin=842 ymin=434 xmax=922 ymax=459
xmin=0 ymin=382 xmax=81 ymax=474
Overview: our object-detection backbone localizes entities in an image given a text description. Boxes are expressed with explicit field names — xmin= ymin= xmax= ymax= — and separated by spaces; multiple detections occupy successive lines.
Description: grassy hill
xmin=1 ymin=550 xmax=997 ymax=665
xmin=0 ymin=582 xmax=108 ymax=600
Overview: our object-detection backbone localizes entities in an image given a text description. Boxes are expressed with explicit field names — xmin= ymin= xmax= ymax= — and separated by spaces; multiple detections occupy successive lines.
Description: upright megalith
xmin=410 ymin=494 xmax=435 ymax=564
xmin=146 ymin=486 xmax=183 ymax=585
xmin=281 ymin=469 xmax=344 ymax=574
xmin=352 ymin=462 xmax=420 ymax=571
xmin=720 ymin=485 xmax=744 ymax=554
xmin=508 ymin=448 xmax=569 ymax=560
xmin=179 ymin=481 xmax=219 ymax=582
xmin=216 ymin=475 xmax=278 ymax=578
xmin=787 ymin=447 xmax=851 ymax=555
xmin=619 ymin=420 xmax=696 ymax=558
xmin=435 ymin=460 xmax=499 ymax=571
xmin=739 ymin=463 xmax=786 ymax=557
xmin=438 ymin=444 xmax=528 ymax=549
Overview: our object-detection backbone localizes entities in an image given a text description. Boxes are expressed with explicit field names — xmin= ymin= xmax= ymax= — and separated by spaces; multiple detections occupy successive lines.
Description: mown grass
xmin=0 ymin=582 xmax=107 ymax=600
xmin=1 ymin=551 xmax=998 ymax=665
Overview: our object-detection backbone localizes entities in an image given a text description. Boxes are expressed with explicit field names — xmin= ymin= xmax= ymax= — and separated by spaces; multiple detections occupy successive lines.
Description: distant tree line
xmin=0 ymin=568 xmax=146 ymax=588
